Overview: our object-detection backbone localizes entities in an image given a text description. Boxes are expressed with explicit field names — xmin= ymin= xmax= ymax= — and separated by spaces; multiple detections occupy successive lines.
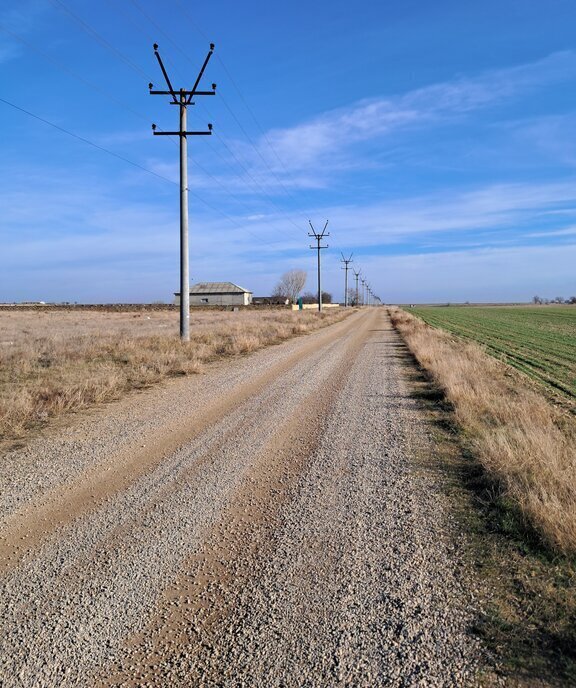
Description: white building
xmin=174 ymin=282 xmax=253 ymax=307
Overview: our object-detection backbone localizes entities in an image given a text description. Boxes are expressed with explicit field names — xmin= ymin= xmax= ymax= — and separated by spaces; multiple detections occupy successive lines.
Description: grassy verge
xmin=389 ymin=307 xmax=576 ymax=684
xmin=0 ymin=309 xmax=350 ymax=448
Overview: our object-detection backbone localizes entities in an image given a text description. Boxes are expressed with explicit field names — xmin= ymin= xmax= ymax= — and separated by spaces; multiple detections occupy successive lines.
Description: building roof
xmin=177 ymin=282 xmax=252 ymax=295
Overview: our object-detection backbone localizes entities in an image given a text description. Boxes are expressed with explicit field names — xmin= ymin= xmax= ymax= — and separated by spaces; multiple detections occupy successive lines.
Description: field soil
xmin=0 ymin=310 xmax=488 ymax=686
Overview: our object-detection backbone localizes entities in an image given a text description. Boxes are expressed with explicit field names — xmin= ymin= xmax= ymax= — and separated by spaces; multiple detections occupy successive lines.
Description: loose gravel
xmin=0 ymin=311 xmax=485 ymax=687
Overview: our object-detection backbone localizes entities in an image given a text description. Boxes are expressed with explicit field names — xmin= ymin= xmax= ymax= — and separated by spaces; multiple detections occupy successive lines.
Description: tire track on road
xmin=0 ymin=311 xmax=361 ymax=574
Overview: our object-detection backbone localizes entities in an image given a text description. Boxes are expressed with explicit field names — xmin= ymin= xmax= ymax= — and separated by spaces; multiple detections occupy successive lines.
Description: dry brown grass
xmin=0 ymin=308 xmax=349 ymax=446
xmin=389 ymin=306 xmax=576 ymax=554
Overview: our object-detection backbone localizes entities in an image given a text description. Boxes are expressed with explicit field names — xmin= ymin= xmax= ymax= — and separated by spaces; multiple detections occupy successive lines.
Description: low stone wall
xmin=291 ymin=303 xmax=341 ymax=311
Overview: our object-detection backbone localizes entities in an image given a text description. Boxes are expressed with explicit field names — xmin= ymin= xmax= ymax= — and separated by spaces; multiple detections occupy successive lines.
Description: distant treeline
xmin=532 ymin=296 xmax=576 ymax=304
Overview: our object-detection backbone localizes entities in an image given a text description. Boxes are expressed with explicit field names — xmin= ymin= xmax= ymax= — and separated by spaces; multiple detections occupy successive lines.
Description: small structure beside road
xmin=174 ymin=282 xmax=253 ymax=307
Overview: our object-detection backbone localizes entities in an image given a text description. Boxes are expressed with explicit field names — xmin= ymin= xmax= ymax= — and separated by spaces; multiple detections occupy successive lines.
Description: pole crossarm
xmin=152 ymin=129 xmax=213 ymax=135
xmin=149 ymin=90 xmax=216 ymax=96
xmin=187 ymin=43 xmax=215 ymax=104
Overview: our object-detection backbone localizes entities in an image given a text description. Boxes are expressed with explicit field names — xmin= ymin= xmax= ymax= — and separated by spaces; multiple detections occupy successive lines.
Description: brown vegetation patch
xmin=389 ymin=306 xmax=576 ymax=554
xmin=389 ymin=307 xmax=576 ymax=684
xmin=0 ymin=309 xmax=349 ymax=447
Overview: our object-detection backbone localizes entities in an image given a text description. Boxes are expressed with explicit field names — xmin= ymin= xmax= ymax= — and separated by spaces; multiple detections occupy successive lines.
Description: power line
xmin=47 ymin=0 xmax=152 ymax=81
xmin=88 ymin=1 xmax=312 ymax=240
xmin=353 ymin=268 xmax=361 ymax=306
xmin=0 ymin=96 xmax=282 ymax=249
xmin=0 ymin=22 xmax=156 ymax=128
xmin=150 ymin=42 xmax=215 ymax=341
xmin=170 ymin=0 xmax=316 ymax=209
xmin=2 ymin=22 xmax=298 ymax=248
xmin=308 ymin=220 xmax=330 ymax=312
xmin=0 ymin=96 xmax=178 ymax=186
xmin=340 ymin=252 xmax=353 ymax=307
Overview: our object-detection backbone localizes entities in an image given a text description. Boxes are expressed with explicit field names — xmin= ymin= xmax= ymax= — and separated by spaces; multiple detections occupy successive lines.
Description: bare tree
xmin=346 ymin=287 xmax=357 ymax=306
xmin=273 ymin=269 xmax=307 ymax=304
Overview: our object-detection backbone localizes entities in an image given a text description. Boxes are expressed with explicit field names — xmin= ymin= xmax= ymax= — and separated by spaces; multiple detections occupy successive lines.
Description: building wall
xmin=174 ymin=292 xmax=252 ymax=306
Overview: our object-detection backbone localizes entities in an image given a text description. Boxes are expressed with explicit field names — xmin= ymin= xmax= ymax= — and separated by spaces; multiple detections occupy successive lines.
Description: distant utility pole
xmin=361 ymin=277 xmax=366 ymax=306
xmin=308 ymin=220 xmax=330 ymax=312
xmin=353 ymin=269 xmax=361 ymax=307
xmin=150 ymin=42 xmax=216 ymax=342
xmin=340 ymin=253 xmax=353 ymax=307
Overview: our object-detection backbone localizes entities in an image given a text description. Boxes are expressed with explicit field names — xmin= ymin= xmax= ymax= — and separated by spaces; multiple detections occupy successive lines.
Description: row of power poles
xmin=151 ymin=41 xmax=380 ymax=337
xmin=351 ymin=267 xmax=378 ymax=307
xmin=307 ymin=223 xmax=380 ymax=312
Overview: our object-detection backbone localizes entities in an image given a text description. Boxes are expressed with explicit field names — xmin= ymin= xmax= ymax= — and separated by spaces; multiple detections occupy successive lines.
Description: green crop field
xmin=406 ymin=306 xmax=576 ymax=403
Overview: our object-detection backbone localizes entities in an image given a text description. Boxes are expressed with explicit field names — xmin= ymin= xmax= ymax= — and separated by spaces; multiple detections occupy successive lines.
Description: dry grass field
xmin=390 ymin=306 xmax=576 ymax=554
xmin=392 ymin=309 xmax=576 ymax=553
xmin=0 ymin=308 xmax=349 ymax=447
xmin=390 ymin=307 xmax=576 ymax=682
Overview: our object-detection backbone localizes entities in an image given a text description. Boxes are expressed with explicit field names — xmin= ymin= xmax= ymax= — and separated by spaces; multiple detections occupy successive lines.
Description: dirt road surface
xmin=0 ymin=310 xmax=484 ymax=686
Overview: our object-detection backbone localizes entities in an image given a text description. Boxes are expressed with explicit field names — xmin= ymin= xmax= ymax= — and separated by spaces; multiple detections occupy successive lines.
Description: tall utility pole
xmin=353 ymin=269 xmax=361 ymax=307
xmin=150 ymin=42 xmax=215 ymax=342
xmin=308 ymin=220 xmax=329 ymax=312
xmin=361 ymin=277 xmax=366 ymax=306
xmin=340 ymin=253 xmax=353 ymax=307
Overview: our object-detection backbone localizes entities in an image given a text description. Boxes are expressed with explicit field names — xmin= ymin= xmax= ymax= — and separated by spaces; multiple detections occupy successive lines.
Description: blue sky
xmin=1 ymin=0 xmax=576 ymax=303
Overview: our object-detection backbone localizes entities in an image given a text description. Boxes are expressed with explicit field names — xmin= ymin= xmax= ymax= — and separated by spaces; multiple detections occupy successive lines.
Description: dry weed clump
xmin=0 ymin=309 xmax=348 ymax=446
xmin=389 ymin=307 xmax=576 ymax=554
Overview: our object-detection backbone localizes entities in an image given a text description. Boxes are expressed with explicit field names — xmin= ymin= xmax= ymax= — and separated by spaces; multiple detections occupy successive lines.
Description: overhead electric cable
xmin=0 ymin=25 xmax=298 ymax=242
xmin=170 ymin=0 xmax=318 ymax=208
xmin=0 ymin=96 xmax=281 ymax=246
xmin=47 ymin=0 xmax=152 ymax=80
xmin=0 ymin=96 xmax=177 ymax=185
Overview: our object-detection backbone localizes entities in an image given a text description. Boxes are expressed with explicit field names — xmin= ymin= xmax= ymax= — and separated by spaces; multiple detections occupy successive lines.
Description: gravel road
xmin=0 ymin=310 xmax=484 ymax=687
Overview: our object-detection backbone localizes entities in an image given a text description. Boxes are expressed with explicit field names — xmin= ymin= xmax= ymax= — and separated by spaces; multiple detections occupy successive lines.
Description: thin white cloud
xmin=0 ymin=0 xmax=50 ymax=63
xmin=354 ymin=243 xmax=576 ymax=303
xmin=527 ymin=225 xmax=576 ymax=238
xmin=248 ymin=51 xmax=576 ymax=175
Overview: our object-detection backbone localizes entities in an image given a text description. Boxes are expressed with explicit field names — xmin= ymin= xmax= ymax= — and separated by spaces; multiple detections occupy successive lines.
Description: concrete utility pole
xmin=340 ymin=253 xmax=353 ymax=307
xmin=308 ymin=220 xmax=330 ymax=312
xmin=353 ymin=269 xmax=361 ymax=307
xmin=150 ymin=43 xmax=215 ymax=342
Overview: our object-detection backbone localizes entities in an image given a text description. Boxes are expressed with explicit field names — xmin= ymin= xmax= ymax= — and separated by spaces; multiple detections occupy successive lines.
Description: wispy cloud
xmin=527 ymin=225 xmax=576 ymax=238
xmin=245 ymin=51 xmax=576 ymax=175
xmin=355 ymin=243 xmax=576 ymax=303
xmin=0 ymin=0 xmax=50 ymax=63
